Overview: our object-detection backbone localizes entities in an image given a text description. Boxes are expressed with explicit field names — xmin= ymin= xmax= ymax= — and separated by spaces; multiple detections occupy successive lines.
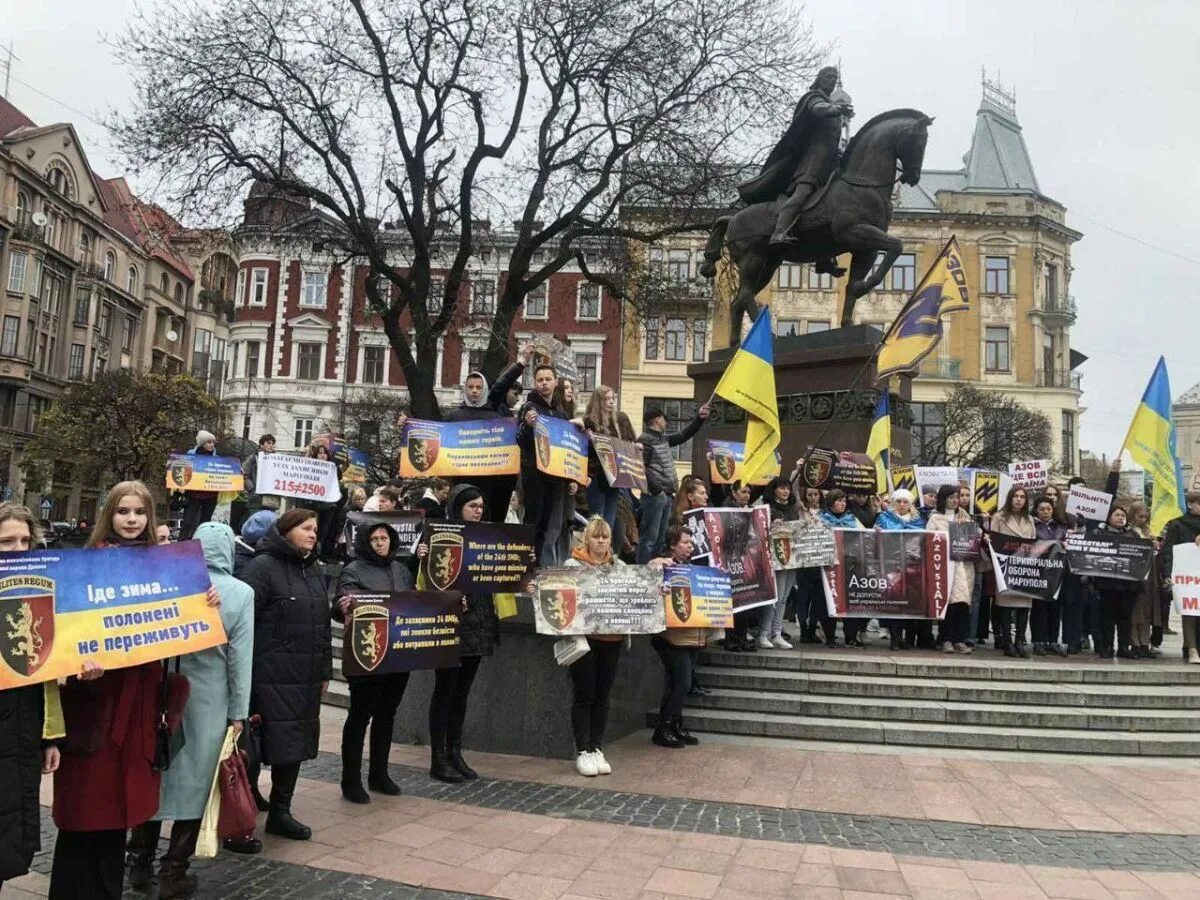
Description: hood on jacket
xmin=463 ymin=371 xmax=490 ymax=408
xmin=257 ymin=524 xmax=316 ymax=566
xmin=354 ymin=520 xmax=400 ymax=565
xmin=241 ymin=510 xmax=278 ymax=544
xmin=195 ymin=521 xmax=236 ymax=575
xmin=447 ymin=484 xmax=484 ymax=521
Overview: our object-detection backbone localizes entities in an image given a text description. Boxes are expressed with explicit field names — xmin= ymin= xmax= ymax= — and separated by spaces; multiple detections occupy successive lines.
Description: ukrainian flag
xmin=714 ymin=309 xmax=779 ymax=486
xmin=865 ymin=391 xmax=890 ymax=493
xmin=876 ymin=237 xmax=970 ymax=381
xmin=1121 ymin=357 xmax=1185 ymax=535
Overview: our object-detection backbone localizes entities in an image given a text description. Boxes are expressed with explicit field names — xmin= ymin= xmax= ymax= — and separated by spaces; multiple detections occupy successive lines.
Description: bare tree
xmin=112 ymin=0 xmax=819 ymax=417
xmin=916 ymin=384 xmax=1054 ymax=470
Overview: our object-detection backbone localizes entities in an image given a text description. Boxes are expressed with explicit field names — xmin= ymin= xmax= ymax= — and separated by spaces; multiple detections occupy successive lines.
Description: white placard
xmin=1065 ymin=485 xmax=1113 ymax=522
xmin=1007 ymin=459 xmax=1050 ymax=491
xmin=256 ymin=454 xmax=340 ymax=502
xmin=1171 ymin=543 xmax=1200 ymax=617
xmin=913 ymin=466 xmax=960 ymax=505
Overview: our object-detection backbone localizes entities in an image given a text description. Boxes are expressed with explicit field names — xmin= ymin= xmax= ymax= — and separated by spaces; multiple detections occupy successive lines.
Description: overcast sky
xmin=3 ymin=0 xmax=1198 ymax=459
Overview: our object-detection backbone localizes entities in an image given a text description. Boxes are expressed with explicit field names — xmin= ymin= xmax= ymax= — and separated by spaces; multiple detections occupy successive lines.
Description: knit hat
xmin=890 ymin=488 xmax=914 ymax=504
xmin=240 ymin=510 xmax=277 ymax=544
xmin=195 ymin=429 xmax=217 ymax=447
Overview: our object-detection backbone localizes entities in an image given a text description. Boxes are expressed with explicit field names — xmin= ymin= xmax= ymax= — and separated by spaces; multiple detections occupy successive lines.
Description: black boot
xmin=445 ymin=704 xmax=479 ymax=780
xmin=651 ymin=722 xmax=683 ymax=748
xmin=157 ymin=820 xmax=201 ymax=899
xmin=367 ymin=723 xmax=403 ymax=794
xmin=446 ymin=743 xmax=478 ymax=780
xmin=670 ymin=717 xmax=700 ymax=746
xmin=889 ymin=633 xmax=900 ymax=651
xmin=429 ymin=745 xmax=465 ymax=783
xmin=341 ymin=734 xmax=370 ymax=804
xmin=251 ymin=782 xmax=270 ymax=813
xmin=265 ymin=768 xmax=312 ymax=840
xmin=125 ymin=821 xmax=160 ymax=891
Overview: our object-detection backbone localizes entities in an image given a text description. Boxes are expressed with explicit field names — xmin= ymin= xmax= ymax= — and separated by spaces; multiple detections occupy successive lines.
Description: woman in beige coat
xmin=988 ymin=486 xmax=1037 ymax=658
xmin=926 ymin=485 xmax=977 ymax=653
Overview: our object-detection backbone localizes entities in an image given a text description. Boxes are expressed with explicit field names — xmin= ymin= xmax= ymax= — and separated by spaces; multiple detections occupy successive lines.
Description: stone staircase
xmin=675 ymin=643 xmax=1200 ymax=756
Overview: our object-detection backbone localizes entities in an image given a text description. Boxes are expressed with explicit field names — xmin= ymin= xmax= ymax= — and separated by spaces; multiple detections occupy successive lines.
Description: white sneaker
xmin=575 ymin=751 xmax=598 ymax=777
xmin=771 ymin=636 xmax=793 ymax=650
xmin=591 ymin=749 xmax=612 ymax=775
xmin=756 ymin=635 xmax=774 ymax=650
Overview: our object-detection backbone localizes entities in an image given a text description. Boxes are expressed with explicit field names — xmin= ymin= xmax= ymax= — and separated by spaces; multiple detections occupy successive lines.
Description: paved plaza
xmin=8 ymin=702 xmax=1200 ymax=899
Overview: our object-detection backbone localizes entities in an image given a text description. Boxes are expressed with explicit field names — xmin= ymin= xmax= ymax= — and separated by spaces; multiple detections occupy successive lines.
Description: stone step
xmin=321 ymin=677 xmax=349 ymax=709
xmin=686 ymin=688 xmax=1200 ymax=733
xmin=694 ymin=666 xmax=1200 ymax=710
xmin=700 ymin=648 xmax=1200 ymax=685
xmin=664 ymin=707 xmax=1200 ymax=756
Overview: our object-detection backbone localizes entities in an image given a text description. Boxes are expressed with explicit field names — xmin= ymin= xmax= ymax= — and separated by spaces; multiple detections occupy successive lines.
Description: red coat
xmin=52 ymin=662 xmax=162 ymax=831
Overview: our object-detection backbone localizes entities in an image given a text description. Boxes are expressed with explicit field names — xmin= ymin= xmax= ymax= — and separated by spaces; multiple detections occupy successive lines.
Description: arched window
xmin=126 ymin=265 xmax=138 ymax=295
xmin=15 ymin=191 xmax=29 ymax=221
xmin=173 ymin=283 xmax=184 ymax=304
xmin=79 ymin=231 xmax=92 ymax=261
xmin=103 ymin=250 xmax=116 ymax=282
xmin=159 ymin=273 xmax=169 ymax=294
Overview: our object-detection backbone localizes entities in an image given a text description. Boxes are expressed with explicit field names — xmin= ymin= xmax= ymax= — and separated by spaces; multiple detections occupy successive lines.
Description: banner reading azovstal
xmin=703 ymin=507 xmax=776 ymax=613
xmin=399 ymin=418 xmax=519 ymax=478
xmin=534 ymin=416 xmax=589 ymax=483
xmin=986 ymin=530 xmax=1066 ymax=600
xmin=167 ymin=453 xmax=245 ymax=493
xmin=707 ymin=440 xmax=780 ymax=486
xmin=592 ymin=434 xmax=647 ymax=491
xmin=343 ymin=510 xmax=425 ymax=560
xmin=0 ymin=543 xmax=226 ymax=690
xmin=533 ymin=566 xmax=665 ymax=635
xmin=769 ymin=518 xmax=836 ymax=570
xmin=1170 ymin=543 xmax=1200 ymax=617
xmin=822 ymin=529 xmax=952 ymax=619
xmin=256 ymin=453 xmax=340 ymax=502
xmin=420 ymin=521 xmax=537 ymax=593
xmin=1064 ymin=531 xmax=1154 ymax=582
xmin=341 ymin=591 xmax=462 ymax=676
xmin=663 ymin=565 xmax=733 ymax=629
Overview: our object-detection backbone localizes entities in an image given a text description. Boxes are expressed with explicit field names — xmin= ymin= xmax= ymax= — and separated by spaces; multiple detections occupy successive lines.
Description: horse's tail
xmin=698 ymin=216 xmax=731 ymax=279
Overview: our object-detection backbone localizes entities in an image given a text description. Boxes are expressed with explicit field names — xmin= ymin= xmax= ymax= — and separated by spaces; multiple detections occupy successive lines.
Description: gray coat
xmin=155 ymin=523 xmax=253 ymax=820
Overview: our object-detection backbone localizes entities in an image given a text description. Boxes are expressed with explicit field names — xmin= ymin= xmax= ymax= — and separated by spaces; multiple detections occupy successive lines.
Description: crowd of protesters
xmin=6 ymin=340 xmax=1200 ymax=898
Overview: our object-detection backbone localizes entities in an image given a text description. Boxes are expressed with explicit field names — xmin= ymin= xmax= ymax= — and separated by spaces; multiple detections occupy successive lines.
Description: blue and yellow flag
xmin=876 ymin=237 xmax=970 ymax=381
xmin=1121 ymin=356 xmax=1185 ymax=535
xmin=865 ymin=391 xmax=891 ymax=493
xmin=713 ymin=309 xmax=779 ymax=486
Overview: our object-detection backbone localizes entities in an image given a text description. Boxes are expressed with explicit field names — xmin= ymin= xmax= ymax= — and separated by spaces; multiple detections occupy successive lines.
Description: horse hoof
xmin=698 ymin=262 xmax=716 ymax=278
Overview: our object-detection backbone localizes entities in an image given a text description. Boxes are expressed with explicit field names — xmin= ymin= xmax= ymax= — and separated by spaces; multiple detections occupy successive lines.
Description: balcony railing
xmin=920 ymin=357 xmax=962 ymax=379
xmin=10 ymin=218 xmax=46 ymax=245
xmin=1035 ymin=368 xmax=1082 ymax=390
xmin=1040 ymin=294 xmax=1078 ymax=321
xmin=76 ymin=262 xmax=108 ymax=283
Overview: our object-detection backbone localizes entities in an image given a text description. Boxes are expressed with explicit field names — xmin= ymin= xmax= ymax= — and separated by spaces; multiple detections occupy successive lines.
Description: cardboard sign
xmin=166 ymin=454 xmax=245 ymax=493
xmin=821 ymin=528 xmax=952 ymax=619
xmin=1170 ymin=543 xmax=1200 ymax=617
xmin=341 ymin=591 xmax=462 ymax=676
xmin=533 ymin=416 xmax=589 ymax=483
xmin=914 ymin=467 xmax=960 ymax=506
xmin=256 ymin=454 xmax=340 ymax=502
xmin=399 ymin=418 xmax=519 ymax=478
xmin=1065 ymin=486 xmax=1113 ymax=523
xmin=971 ymin=471 xmax=1001 ymax=516
xmin=769 ymin=518 xmax=837 ymax=570
xmin=420 ymin=521 xmax=537 ymax=593
xmin=708 ymin=440 xmax=779 ymax=486
xmin=533 ymin=566 xmax=665 ymax=635
xmin=0 ymin=543 xmax=225 ymax=689
xmin=663 ymin=565 xmax=733 ymax=629
xmin=593 ymin=435 xmax=648 ymax=491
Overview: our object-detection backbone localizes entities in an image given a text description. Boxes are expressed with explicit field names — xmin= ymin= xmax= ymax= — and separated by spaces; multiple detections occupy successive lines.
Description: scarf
xmin=571 ymin=545 xmax=612 ymax=566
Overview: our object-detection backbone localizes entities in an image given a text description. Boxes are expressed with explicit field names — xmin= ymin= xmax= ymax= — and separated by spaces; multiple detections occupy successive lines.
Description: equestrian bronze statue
xmin=699 ymin=67 xmax=932 ymax=344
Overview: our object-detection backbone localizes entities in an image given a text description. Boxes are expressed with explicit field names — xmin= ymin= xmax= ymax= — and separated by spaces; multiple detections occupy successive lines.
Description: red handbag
xmin=216 ymin=747 xmax=258 ymax=839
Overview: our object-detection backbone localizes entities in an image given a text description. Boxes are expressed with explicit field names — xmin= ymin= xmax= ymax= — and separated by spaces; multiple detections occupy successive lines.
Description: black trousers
xmin=343 ymin=673 xmax=409 ymax=779
xmin=49 ymin=828 xmax=127 ymax=899
xmin=1030 ymin=599 xmax=1061 ymax=644
xmin=651 ymin=635 xmax=692 ymax=722
xmin=316 ymin=505 xmax=340 ymax=559
xmin=126 ymin=818 xmax=202 ymax=868
xmin=1098 ymin=589 xmax=1137 ymax=653
xmin=248 ymin=758 xmax=303 ymax=810
xmin=568 ymin=639 xmax=623 ymax=751
xmin=521 ymin=469 xmax=566 ymax=565
xmin=429 ymin=655 xmax=483 ymax=751
xmin=998 ymin=607 xmax=1029 ymax=646
xmin=944 ymin=603 xmax=970 ymax=644
xmin=179 ymin=496 xmax=217 ymax=540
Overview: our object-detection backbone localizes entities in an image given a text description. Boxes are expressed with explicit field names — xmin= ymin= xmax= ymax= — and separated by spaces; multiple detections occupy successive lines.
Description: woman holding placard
xmin=818 ymin=490 xmax=866 ymax=648
xmin=583 ymin=386 xmax=624 ymax=529
xmin=1090 ymin=505 xmax=1142 ymax=660
xmin=927 ymin=485 xmax=976 ymax=654
xmin=1031 ymin=495 xmax=1069 ymax=657
xmin=651 ymin=525 xmax=705 ymax=750
xmin=757 ymin=476 xmax=799 ymax=650
xmin=1127 ymin=502 xmax=1162 ymax=658
xmin=989 ymin=486 xmax=1037 ymax=658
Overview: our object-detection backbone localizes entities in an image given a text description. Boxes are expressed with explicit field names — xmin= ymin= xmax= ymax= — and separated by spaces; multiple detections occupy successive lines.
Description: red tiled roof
xmin=0 ymin=96 xmax=36 ymax=138
xmin=101 ymin=177 xmax=195 ymax=281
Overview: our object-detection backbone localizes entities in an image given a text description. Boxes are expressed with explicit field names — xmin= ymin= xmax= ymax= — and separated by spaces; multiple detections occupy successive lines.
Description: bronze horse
xmin=700 ymin=109 xmax=933 ymax=344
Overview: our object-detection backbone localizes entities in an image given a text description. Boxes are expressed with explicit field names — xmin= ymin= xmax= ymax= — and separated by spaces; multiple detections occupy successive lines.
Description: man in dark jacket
xmin=242 ymin=433 xmax=280 ymax=512
xmin=1161 ymin=492 xmax=1200 ymax=662
xmin=516 ymin=363 xmax=576 ymax=564
xmin=637 ymin=403 xmax=710 ymax=563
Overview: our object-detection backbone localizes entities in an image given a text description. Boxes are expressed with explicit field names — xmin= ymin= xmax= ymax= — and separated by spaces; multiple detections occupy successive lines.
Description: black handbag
xmin=237 ymin=713 xmax=263 ymax=772
xmin=152 ymin=657 xmax=190 ymax=772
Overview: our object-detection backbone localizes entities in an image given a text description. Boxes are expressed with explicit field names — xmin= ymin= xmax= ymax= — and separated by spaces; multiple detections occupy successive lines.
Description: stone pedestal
xmin=687 ymin=325 xmax=912 ymax=476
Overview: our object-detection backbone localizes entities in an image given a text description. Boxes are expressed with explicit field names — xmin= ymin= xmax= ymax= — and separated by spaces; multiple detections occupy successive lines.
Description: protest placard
xmin=708 ymin=440 xmax=780 ymax=486
xmin=663 ymin=565 xmax=733 ymax=629
xmin=1065 ymin=486 xmax=1113 ymax=523
xmin=1170 ymin=543 xmax=1200 ymax=617
xmin=399 ymin=418 xmax=519 ymax=478
xmin=592 ymin=434 xmax=647 ymax=490
xmin=534 ymin=416 xmax=589 ymax=483
xmin=769 ymin=518 xmax=836 ymax=570
xmin=166 ymin=454 xmax=244 ymax=493
xmin=1118 ymin=467 xmax=1146 ymax=499
xmin=682 ymin=508 xmax=712 ymax=561
xmin=1064 ymin=531 xmax=1154 ymax=582
xmin=914 ymin=466 xmax=960 ymax=505
xmin=1007 ymin=459 xmax=1050 ymax=491
xmin=948 ymin=521 xmax=982 ymax=561
xmin=343 ymin=510 xmax=425 ymax=559
xmin=533 ymin=566 xmax=665 ymax=635
xmin=889 ymin=465 xmax=917 ymax=494
xmin=341 ymin=591 xmax=462 ymax=676
xmin=987 ymin=531 xmax=1067 ymax=601
xmin=313 ymin=433 xmax=370 ymax=483
xmin=0 ymin=542 xmax=225 ymax=689
xmin=530 ymin=334 xmax=581 ymax=384
xmin=801 ymin=448 xmax=876 ymax=492
xmin=420 ymin=521 xmax=537 ymax=593
xmin=822 ymin=528 xmax=951 ymax=619
xmin=971 ymin=470 xmax=1001 ymax=515
xmin=704 ymin=506 xmax=776 ymax=613
xmin=256 ymin=453 xmax=340 ymax=501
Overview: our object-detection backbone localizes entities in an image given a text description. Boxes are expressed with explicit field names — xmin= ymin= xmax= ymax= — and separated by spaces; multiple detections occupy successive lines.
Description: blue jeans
xmin=637 ymin=492 xmax=672 ymax=563
xmin=586 ymin=480 xmax=620 ymax=528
